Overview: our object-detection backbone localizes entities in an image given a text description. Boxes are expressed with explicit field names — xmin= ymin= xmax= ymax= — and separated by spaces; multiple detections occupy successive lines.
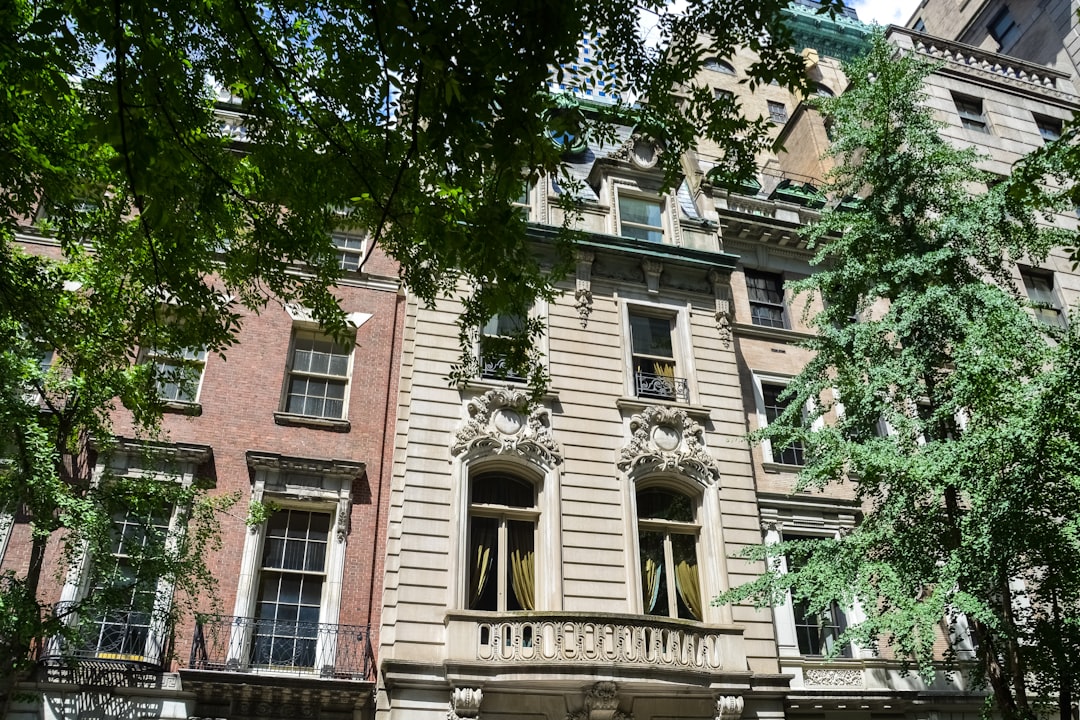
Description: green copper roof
xmin=783 ymin=2 xmax=872 ymax=63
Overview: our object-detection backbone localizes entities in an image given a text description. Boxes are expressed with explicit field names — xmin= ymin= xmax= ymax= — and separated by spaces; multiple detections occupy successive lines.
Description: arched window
xmin=636 ymin=486 xmax=701 ymax=620
xmin=704 ymin=57 xmax=736 ymax=75
xmin=467 ymin=473 xmax=537 ymax=611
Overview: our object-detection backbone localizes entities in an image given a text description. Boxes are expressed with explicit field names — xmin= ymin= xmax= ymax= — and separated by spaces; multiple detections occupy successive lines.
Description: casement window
xmin=784 ymin=534 xmax=851 ymax=657
xmin=145 ymin=346 xmax=207 ymax=404
xmin=636 ymin=486 xmax=701 ymax=621
xmin=953 ymin=93 xmax=990 ymax=133
xmin=745 ymin=269 xmax=787 ymax=329
xmin=628 ymin=311 xmax=688 ymax=401
xmin=1020 ymin=267 xmax=1066 ymax=327
xmin=1034 ymin=114 xmax=1062 ymax=142
xmin=767 ymin=101 xmax=788 ymax=124
xmin=82 ymin=507 xmax=174 ymax=661
xmin=467 ymin=473 xmax=537 ymax=611
xmin=331 ymin=233 xmax=365 ymax=272
xmin=987 ymin=7 xmax=1019 ymax=48
xmin=479 ymin=312 xmax=527 ymax=382
xmin=250 ymin=509 xmax=331 ymax=668
xmin=283 ymin=330 xmax=352 ymax=419
xmin=618 ymin=194 xmax=665 ymax=243
xmin=753 ymin=377 xmax=806 ymax=466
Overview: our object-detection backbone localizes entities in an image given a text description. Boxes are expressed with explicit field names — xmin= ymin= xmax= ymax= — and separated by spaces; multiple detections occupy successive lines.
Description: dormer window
xmin=618 ymin=195 xmax=665 ymax=243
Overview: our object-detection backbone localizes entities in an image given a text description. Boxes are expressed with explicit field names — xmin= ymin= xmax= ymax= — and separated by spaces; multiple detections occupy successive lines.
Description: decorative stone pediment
xmin=452 ymin=388 xmax=562 ymax=468
xmin=566 ymin=682 xmax=633 ymax=720
xmin=617 ymin=406 xmax=719 ymax=486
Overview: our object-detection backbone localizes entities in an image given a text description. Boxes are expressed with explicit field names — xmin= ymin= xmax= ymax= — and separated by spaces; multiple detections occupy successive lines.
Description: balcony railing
xmin=446 ymin=611 xmax=747 ymax=673
xmin=188 ymin=615 xmax=375 ymax=681
xmin=635 ymin=371 xmax=689 ymax=401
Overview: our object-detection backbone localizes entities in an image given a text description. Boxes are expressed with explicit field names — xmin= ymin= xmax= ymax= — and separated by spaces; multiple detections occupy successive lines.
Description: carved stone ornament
xmin=715 ymin=695 xmax=744 ymax=720
xmin=709 ymin=269 xmax=734 ymax=349
xmin=617 ymin=406 xmax=720 ymax=487
xmin=641 ymin=260 xmax=662 ymax=294
xmin=574 ymin=288 xmax=594 ymax=327
xmin=452 ymin=388 xmax=562 ymax=468
xmin=608 ymin=133 xmax=664 ymax=170
xmin=803 ymin=668 xmax=864 ymax=686
xmin=448 ymin=687 xmax=483 ymax=720
xmin=566 ymin=682 xmax=633 ymax=720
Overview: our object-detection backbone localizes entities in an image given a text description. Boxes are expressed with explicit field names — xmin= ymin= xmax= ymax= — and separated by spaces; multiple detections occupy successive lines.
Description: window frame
xmin=623 ymin=303 xmax=694 ymax=403
xmin=744 ymin=268 xmax=788 ymax=329
xmin=230 ymin=454 xmax=362 ymax=674
xmin=767 ymin=100 xmax=788 ymax=124
xmin=634 ymin=483 xmax=703 ymax=621
xmin=952 ymin=93 xmax=990 ymax=133
xmin=615 ymin=190 xmax=667 ymax=244
xmin=780 ymin=532 xmax=852 ymax=658
xmin=752 ymin=374 xmax=806 ymax=468
xmin=331 ymin=232 xmax=366 ymax=272
xmin=280 ymin=328 xmax=354 ymax=420
xmin=1033 ymin=114 xmax=1062 ymax=143
xmin=1020 ymin=266 xmax=1067 ymax=328
xmin=987 ymin=7 xmax=1019 ymax=48
xmin=465 ymin=472 xmax=539 ymax=612
xmin=143 ymin=346 xmax=208 ymax=405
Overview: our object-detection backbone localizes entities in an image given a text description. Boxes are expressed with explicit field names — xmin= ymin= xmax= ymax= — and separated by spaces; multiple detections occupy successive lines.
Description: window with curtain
xmin=637 ymin=487 xmax=701 ymax=621
xmin=467 ymin=473 xmax=537 ymax=612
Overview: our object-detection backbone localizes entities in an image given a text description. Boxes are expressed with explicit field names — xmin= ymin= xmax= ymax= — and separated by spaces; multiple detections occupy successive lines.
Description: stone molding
xmin=452 ymin=388 xmax=562 ymax=468
xmin=617 ymin=406 xmax=720 ymax=486
xmin=804 ymin=667 xmax=864 ymax=686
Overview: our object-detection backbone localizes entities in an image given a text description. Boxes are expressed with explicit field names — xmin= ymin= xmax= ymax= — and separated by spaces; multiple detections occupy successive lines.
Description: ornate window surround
xmin=619 ymin=297 xmax=700 ymax=406
xmin=449 ymin=388 xmax=565 ymax=612
xmin=616 ymin=405 xmax=731 ymax=623
xmin=229 ymin=452 xmax=365 ymax=669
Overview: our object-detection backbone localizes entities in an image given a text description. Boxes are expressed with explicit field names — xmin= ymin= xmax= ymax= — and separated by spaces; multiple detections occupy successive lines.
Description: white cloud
xmin=849 ymin=0 xmax=922 ymax=26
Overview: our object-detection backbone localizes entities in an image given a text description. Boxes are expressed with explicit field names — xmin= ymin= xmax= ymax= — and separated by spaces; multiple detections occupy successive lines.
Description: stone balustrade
xmin=446 ymin=611 xmax=746 ymax=673
xmin=908 ymin=36 xmax=1065 ymax=90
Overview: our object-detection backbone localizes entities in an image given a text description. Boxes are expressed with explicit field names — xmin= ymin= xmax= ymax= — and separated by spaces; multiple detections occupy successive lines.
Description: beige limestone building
xmin=377 ymin=17 xmax=1080 ymax=720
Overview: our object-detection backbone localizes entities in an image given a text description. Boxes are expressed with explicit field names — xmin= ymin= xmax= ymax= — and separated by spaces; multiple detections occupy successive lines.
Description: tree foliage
xmin=1 ymin=0 xmax=849 ymax=683
xmin=715 ymin=32 xmax=1080 ymax=720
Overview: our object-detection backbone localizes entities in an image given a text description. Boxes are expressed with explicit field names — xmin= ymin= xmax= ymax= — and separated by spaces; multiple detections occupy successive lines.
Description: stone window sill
xmin=273 ymin=412 xmax=351 ymax=432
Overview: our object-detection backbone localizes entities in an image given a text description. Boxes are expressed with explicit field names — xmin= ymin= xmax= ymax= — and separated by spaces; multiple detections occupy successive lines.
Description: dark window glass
xmin=762 ymin=383 xmax=804 ymax=465
xmin=746 ymin=269 xmax=786 ymax=329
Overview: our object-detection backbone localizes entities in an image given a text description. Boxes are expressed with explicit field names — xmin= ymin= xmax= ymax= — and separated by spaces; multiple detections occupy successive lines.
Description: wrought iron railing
xmin=188 ymin=615 xmax=375 ymax=681
xmin=635 ymin=371 xmax=689 ymax=401
xmin=41 ymin=601 xmax=172 ymax=670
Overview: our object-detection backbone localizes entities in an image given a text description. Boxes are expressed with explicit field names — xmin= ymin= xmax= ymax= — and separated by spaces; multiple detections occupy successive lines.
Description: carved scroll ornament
xmin=452 ymin=388 xmax=562 ymax=468
xmin=566 ymin=682 xmax=633 ymax=720
xmin=617 ymin=406 xmax=720 ymax=486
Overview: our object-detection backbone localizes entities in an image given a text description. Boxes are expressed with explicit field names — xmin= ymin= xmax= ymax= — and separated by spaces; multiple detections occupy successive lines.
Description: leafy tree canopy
xmin=715 ymin=31 xmax=1080 ymax=720
xmin=0 ymin=0 xmax=848 ymax=682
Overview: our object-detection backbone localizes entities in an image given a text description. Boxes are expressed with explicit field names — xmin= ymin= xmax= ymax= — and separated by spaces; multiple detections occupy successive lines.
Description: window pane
xmin=629 ymin=315 xmax=673 ymax=358
xmin=619 ymin=196 xmax=662 ymax=226
xmin=637 ymin=488 xmax=694 ymax=522
xmin=468 ymin=516 xmax=499 ymax=611
xmin=472 ymin=474 xmax=534 ymax=508
xmin=639 ymin=531 xmax=669 ymax=617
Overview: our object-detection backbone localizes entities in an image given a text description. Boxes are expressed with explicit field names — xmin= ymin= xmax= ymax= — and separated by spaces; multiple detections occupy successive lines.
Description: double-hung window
xmin=479 ymin=312 xmax=527 ymax=381
xmin=760 ymin=382 xmax=805 ymax=466
xmin=637 ymin=487 xmax=701 ymax=621
xmin=784 ymin=535 xmax=850 ymax=657
xmin=629 ymin=312 xmax=687 ymax=401
xmin=467 ymin=473 xmax=537 ymax=611
xmin=251 ymin=509 xmax=331 ymax=669
xmin=953 ymin=93 xmax=990 ymax=133
xmin=1020 ymin=267 xmax=1066 ymax=327
xmin=283 ymin=331 xmax=352 ymax=419
xmin=331 ymin=233 xmax=365 ymax=272
xmin=618 ymin=195 xmax=665 ymax=243
xmin=745 ymin=269 xmax=787 ymax=329
xmin=1034 ymin=114 xmax=1063 ymax=142
xmin=146 ymin=347 xmax=207 ymax=404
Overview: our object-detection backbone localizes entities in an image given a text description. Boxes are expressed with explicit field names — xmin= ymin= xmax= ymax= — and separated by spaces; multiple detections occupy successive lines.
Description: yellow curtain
xmin=674 ymin=559 xmax=702 ymax=621
xmin=468 ymin=519 xmax=496 ymax=609
xmin=642 ymin=556 xmax=661 ymax=612
xmin=509 ymin=522 xmax=535 ymax=610
xmin=653 ymin=361 xmax=675 ymax=379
